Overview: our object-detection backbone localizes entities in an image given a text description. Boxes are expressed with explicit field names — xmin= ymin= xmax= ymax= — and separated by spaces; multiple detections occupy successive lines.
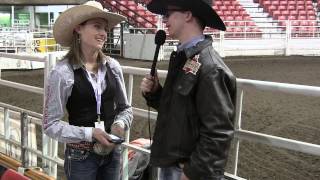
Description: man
xmin=140 ymin=0 xmax=236 ymax=179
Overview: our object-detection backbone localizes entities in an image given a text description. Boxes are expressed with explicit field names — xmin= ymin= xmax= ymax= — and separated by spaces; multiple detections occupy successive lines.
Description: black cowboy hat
xmin=147 ymin=0 xmax=226 ymax=31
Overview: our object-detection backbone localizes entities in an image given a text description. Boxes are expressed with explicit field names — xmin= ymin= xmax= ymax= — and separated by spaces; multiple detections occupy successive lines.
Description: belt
xmin=66 ymin=142 xmax=94 ymax=151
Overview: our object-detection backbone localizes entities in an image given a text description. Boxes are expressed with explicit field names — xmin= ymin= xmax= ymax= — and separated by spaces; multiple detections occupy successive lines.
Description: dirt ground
xmin=0 ymin=55 xmax=320 ymax=180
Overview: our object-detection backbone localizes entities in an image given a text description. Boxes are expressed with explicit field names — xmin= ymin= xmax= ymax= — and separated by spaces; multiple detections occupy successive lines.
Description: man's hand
xmin=180 ymin=172 xmax=189 ymax=180
xmin=140 ymin=72 xmax=159 ymax=95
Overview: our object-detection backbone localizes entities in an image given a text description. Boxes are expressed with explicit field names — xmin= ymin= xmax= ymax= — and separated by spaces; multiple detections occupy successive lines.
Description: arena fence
xmin=0 ymin=26 xmax=123 ymax=56
xmin=0 ymin=52 xmax=62 ymax=179
xmin=0 ymin=53 xmax=320 ymax=179
xmin=1 ymin=20 xmax=319 ymax=65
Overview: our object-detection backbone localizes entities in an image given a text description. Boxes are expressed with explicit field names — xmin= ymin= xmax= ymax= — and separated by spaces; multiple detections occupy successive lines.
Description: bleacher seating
xmin=104 ymin=0 xmax=319 ymax=38
xmin=134 ymin=0 xmax=262 ymax=38
xmin=0 ymin=167 xmax=30 ymax=180
xmin=212 ymin=0 xmax=262 ymax=38
xmin=103 ymin=0 xmax=158 ymax=29
xmin=255 ymin=0 xmax=318 ymax=36
xmin=104 ymin=0 xmax=262 ymax=37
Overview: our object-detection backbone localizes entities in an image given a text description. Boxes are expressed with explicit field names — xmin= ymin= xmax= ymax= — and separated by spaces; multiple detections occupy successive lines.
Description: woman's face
xmin=76 ymin=18 xmax=108 ymax=51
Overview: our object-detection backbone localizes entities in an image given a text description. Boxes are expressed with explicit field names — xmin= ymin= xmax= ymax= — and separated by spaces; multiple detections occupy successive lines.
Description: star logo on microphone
xmin=183 ymin=54 xmax=201 ymax=75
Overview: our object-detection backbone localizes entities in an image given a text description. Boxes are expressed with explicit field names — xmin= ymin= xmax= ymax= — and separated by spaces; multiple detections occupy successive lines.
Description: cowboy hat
xmin=53 ymin=1 xmax=126 ymax=47
xmin=147 ymin=0 xmax=226 ymax=31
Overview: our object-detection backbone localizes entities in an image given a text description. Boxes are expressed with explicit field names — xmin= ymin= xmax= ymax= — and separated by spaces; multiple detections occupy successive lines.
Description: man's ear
xmin=185 ymin=11 xmax=193 ymax=22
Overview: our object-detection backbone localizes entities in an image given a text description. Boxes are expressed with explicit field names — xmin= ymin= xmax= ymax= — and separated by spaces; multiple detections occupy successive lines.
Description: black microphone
xmin=150 ymin=30 xmax=166 ymax=76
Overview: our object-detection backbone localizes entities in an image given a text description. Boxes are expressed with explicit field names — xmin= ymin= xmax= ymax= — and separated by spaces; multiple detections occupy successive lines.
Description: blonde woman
xmin=43 ymin=1 xmax=132 ymax=179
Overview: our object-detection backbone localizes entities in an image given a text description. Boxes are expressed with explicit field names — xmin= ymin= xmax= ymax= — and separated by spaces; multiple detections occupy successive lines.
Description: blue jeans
xmin=159 ymin=166 xmax=182 ymax=180
xmin=64 ymin=146 xmax=120 ymax=180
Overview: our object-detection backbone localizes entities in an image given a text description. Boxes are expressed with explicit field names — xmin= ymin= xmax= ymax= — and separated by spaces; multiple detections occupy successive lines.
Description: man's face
xmin=163 ymin=6 xmax=187 ymax=39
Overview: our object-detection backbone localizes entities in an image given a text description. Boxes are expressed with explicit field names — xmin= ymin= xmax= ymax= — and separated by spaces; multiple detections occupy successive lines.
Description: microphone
xmin=150 ymin=30 xmax=166 ymax=76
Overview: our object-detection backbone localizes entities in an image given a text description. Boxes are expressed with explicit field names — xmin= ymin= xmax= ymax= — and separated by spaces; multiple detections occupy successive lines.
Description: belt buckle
xmin=93 ymin=143 xmax=112 ymax=155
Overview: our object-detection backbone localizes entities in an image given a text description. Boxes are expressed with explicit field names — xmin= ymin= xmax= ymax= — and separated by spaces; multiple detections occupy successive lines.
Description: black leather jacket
xmin=145 ymin=36 xmax=236 ymax=180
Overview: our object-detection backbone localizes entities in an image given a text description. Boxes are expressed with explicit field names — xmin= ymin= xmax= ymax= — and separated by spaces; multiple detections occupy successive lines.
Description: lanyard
xmin=85 ymin=67 xmax=103 ymax=116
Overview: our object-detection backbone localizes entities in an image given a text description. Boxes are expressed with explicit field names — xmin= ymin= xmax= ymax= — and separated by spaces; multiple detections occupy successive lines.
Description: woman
xmin=42 ymin=1 xmax=132 ymax=180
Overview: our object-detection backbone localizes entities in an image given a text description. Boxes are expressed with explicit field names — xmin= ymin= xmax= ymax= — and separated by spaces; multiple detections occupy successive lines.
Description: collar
xmin=177 ymin=35 xmax=205 ymax=52
xmin=182 ymin=35 xmax=213 ymax=59
xmin=71 ymin=56 xmax=108 ymax=70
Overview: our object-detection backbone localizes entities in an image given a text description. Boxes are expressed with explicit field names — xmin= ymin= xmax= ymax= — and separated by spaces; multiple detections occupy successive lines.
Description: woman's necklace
xmin=85 ymin=62 xmax=98 ymax=74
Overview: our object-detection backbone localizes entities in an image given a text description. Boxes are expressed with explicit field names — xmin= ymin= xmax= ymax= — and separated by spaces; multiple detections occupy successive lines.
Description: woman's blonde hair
xmin=64 ymin=31 xmax=105 ymax=66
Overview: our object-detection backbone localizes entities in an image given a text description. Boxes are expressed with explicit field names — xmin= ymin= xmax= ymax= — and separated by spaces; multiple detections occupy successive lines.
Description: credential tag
xmin=95 ymin=121 xmax=105 ymax=131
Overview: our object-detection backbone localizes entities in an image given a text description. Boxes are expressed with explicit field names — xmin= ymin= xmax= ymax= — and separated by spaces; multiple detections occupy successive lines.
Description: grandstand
xmin=101 ymin=0 xmax=158 ymax=29
xmin=99 ymin=0 xmax=319 ymax=38
xmin=0 ymin=0 xmax=319 ymax=58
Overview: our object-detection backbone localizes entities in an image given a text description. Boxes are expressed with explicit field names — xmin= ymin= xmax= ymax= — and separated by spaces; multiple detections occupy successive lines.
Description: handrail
xmin=133 ymin=107 xmax=157 ymax=120
xmin=0 ymin=153 xmax=55 ymax=180
xmin=0 ymin=103 xmax=43 ymax=120
xmin=121 ymin=66 xmax=320 ymax=97
xmin=235 ymin=130 xmax=320 ymax=156
xmin=1 ymin=53 xmax=320 ymax=179
xmin=237 ymin=78 xmax=320 ymax=97
xmin=0 ymin=79 xmax=44 ymax=94
xmin=0 ymin=52 xmax=46 ymax=62
xmin=0 ymin=131 xmax=64 ymax=166
xmin=120 ymin=66 xmax=320 ymax=178
xmin=122 ymin=66 xmax=167 ymax=77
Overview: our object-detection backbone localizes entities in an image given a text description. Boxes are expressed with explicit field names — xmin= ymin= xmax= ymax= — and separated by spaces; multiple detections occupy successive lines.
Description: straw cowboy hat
xmin=53 ymin=1 xmax=126 ymax=47
xmin=147 ymin=0 xmax=226 ymax=31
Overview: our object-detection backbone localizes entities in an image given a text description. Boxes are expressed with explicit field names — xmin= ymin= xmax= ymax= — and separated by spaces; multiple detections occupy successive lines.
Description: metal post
xmin=121 ymin=134 xmax=129 ymax=180
xmin=42 ymin=54 xmax=58 ymax=178
xmin=127 ymin=74 xmax=133 ymax=105
xmin=21 ymin=112 xmax=28 ymax=168
xmin=120 ymin=22 xmax=124 ymax=57
xmin=285 ymin=20 xmax=291 ymax=56
xmin=11 ymin=6 xmax=14 ymax=28
xmin=42 ymin=56 xmax=49 ymax=173
xmin=231 ymin=89 xmax=244 ymax=176
xmin=47 ymin=6 xmax=50 ymax=31
xmin=29 ymin=6 xmax=35 ymax=30
xmin=4 ymin=108 xmax=10 ymax=154
xmin=122 ymin=74 xmax=133 ymax=180
xmin=219 ymin=31 xmax=225 ymax=57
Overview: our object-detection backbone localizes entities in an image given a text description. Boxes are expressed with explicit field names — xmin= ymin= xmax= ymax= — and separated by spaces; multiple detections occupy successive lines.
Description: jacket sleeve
xmin=43 ymin=68 xmax=93 ymax=143
xmin=107 ymin=58 xmax=133 ymax=129
xmin=113 ymin=62 xmax=133 ymax=129
xmin=183 ymin=67 xmax=236 ymax=180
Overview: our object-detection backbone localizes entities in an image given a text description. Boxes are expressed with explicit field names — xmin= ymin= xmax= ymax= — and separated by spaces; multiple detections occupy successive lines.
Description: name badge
xmin=95 ymin=121 xmax=105 ymax=131
xmin=182 ymin=54 xmax=201 ymax=75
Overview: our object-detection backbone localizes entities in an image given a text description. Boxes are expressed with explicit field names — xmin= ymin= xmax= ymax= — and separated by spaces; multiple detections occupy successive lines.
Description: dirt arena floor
xmin=1 ymin=55 xmax=320 ymax=180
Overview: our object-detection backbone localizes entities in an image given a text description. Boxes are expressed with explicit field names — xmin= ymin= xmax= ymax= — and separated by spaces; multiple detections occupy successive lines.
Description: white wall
xmin=123 ymin=33 xmax=158 ymax=61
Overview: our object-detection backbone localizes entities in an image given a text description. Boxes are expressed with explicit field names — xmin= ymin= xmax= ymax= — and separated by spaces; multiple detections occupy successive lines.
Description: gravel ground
xmin=0 ymin=55 xmax=319 ymax=179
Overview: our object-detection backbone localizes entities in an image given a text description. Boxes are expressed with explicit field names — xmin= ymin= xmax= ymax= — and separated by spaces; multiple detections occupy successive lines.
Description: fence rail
xmin=0 ymin=53 xmax=320 ymax=179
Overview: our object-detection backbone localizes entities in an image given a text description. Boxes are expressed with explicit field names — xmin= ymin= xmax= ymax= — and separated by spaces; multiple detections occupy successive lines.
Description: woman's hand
xmin=111 ymin=122 xmax=125 ymax=138
xmin=92 ymin=128 xmax=114 ymax=147
xmin=92 ymin=128 xmax=116 ymax=155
